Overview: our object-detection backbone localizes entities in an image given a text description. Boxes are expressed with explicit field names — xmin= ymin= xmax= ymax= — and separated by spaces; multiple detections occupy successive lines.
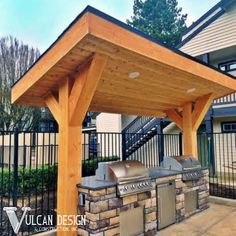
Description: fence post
xmin=179 ymin=132 xmax=183 ymax=156
xmin=205 ymin=113 xmax=215 ymax=175
xmin=122 ymin=132 xmax=127 ymax=161
xmin=13 ymin=128 xmax=19 ymax=207
xmin=157 ymin=119 xmax=164 ymax=164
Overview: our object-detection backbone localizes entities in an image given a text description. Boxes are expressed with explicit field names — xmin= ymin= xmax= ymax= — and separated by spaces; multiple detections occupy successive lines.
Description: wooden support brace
xmin=44 ymin=92 xmax=60 ymax=123
xmin=182 ymin=94 xmax=213 ymax=158
xmin=69 ymin=53 xmax=108 ymax=126
xmin=166 ymin=93 xmax=214 ymax=159
xmin=192 ymin=93 xmax=214 ymax=131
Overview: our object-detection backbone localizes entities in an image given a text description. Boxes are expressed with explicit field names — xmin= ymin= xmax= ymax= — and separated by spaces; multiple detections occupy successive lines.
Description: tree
xmin=0 ymin=36 xmax=42 ymax=130
xmin=127 ymin=0 xmax=187 ymax=47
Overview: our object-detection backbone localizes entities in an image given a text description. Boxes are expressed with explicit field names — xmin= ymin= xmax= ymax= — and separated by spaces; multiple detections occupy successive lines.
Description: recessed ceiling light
xmin=129 ymin=71 xmax=140 ymax=79
xmin=187 ymin=88 xmax=196 ymax=94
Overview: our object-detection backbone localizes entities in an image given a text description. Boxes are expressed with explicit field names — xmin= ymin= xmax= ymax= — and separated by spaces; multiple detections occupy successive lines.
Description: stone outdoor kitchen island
xmin=77 ymin=164 xmax=209 ymax=236
xmin=11 ymin=6 xmax=236 ymax=236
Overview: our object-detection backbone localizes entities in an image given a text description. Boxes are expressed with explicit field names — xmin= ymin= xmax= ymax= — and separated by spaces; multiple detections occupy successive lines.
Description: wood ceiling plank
xmin=92 ymin=95 xmax=175 ymax=112
xmin=93 ymin=90 xmax=182 ymax=108
xmin=96 ymin=77 xmax=198 ymax=104
xmin=80 ymin=39 xmax=229 ymax=96
xmin=90 ymin=104 xmax=165 ymax=118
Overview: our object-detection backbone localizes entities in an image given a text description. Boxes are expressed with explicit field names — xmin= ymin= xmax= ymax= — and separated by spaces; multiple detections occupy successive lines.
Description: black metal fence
xmin=0 ymin=131 xmax=122 ymax=235
xmin=0 ymin=130 xmax=58 ymax=235
xmin=1 ymin=130 xmax=236 ymax=235
xmin=198 ymin=133 xmax=236 ymax=199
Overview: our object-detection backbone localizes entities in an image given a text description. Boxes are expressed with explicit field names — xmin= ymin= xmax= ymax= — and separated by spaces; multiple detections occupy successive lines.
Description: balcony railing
xmin=213 ymin=93 xmax=236 ymax=105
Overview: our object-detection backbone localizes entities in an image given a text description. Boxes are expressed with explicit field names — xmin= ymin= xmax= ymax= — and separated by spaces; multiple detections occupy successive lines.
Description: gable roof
xmin=178 ymin=0 xmax=235 ymax=49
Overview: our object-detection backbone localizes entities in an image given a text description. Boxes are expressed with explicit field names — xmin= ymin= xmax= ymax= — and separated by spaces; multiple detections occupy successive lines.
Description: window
xmin=221 ymin=122 xmax=236 ymax=133
xmin=219 ymin=60 xmax=236 ymax=72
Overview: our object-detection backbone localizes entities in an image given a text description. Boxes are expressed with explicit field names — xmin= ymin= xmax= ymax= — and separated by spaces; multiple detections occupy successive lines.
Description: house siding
xmin=180 ymin=3 xmax=236 ymax=56
xmin=96 ymin=113 xmax=122 ymax=133
xmin=96 ymin=113 xmax=122 ymax=159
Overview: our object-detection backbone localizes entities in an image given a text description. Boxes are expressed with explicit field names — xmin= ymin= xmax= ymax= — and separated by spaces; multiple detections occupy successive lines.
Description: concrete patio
xmin=158 ymin=203 xmax=236 ymax=236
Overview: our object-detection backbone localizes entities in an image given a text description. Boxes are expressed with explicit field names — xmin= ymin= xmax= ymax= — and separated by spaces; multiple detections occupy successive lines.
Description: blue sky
xmin=0 ymin=0 xmax=220 ymax=52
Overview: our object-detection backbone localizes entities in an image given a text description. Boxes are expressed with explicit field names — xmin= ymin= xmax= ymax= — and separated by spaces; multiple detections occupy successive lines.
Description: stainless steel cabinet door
xmin=157 ymin=181 xmax=176 ymax=230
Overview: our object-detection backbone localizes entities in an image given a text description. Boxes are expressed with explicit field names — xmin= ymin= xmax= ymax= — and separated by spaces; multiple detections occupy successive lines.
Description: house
xmin=178 ymin=0 xmax=236 ymax=135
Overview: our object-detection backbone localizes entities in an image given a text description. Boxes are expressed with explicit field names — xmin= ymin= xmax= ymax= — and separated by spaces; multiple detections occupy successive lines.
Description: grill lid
xmin=161 ymin=156 xmax=201 ymax=171
xmin=176 ymin=156 xmax=201 ymax=170
xmin=108 ymin=160 xmax=149 ymax=183
xmin=95 ymin=160 xmax=149 ymax=183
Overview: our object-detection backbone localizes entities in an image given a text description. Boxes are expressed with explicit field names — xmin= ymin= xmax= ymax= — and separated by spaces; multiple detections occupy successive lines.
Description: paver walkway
xmin=157 ymin=203 xmax=236 ymax=236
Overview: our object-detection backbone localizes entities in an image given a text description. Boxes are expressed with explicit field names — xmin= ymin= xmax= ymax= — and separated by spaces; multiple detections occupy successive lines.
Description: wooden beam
xmin=182 ymin=102 xmax=197 ymax=157
xmin=57 ymin=78 xmax=82 ymax=236
xmin=192 ymin=94 xmax=214 ymax=130
xmin=69 ymin=53 xmax=108 ymax=126
xmin=165 ymin=109 xmax=183 ymax=129
xmin=44 ymin=92 xmax=60 ymax=123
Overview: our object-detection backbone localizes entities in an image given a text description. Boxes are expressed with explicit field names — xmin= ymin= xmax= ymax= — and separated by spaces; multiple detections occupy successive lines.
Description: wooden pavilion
xmin=11 ymin=6 xmax=236 ymax=235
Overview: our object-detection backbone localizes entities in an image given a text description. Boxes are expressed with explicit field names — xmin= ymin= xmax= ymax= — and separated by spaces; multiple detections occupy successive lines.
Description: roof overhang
xmin=11 ymin=6 xmax=236 ymax=118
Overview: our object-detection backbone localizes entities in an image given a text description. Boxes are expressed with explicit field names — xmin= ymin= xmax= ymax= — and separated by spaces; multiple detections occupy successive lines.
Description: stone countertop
xmin=149 ymin=168 xmax=181 ymax=179
xmin=77 ymin=168 xmax=182 ymax=190
xmin=77 ymin=176 xmax=117 ymax=190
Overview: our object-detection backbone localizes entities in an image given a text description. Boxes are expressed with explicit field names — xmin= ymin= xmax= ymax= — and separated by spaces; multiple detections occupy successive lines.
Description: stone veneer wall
xmin=78 ymin=169 xmax=209 ymax=236
xmin=169 ymin=169 xmax=209 ymax=222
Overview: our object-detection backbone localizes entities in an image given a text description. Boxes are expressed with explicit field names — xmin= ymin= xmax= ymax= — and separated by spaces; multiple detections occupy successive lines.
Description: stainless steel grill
xmin=95 ymin=160 xmax=154 ymax=196
xmin=161 ymin=156 xmax=203 ymax=181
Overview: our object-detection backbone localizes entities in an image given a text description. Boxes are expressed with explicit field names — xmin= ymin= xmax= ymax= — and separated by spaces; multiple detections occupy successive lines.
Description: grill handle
xmin=118 ymin=175 xmax=148 ymax=183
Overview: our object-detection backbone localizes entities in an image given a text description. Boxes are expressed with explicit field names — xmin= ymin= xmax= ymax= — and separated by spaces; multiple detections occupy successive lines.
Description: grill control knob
xmin=123 ymin=186 xmax=128 ymax=191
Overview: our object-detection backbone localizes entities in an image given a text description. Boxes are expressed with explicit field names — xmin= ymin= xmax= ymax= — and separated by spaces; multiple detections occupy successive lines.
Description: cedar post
xmin=45 ymin=54 xmax=108 ymax=235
